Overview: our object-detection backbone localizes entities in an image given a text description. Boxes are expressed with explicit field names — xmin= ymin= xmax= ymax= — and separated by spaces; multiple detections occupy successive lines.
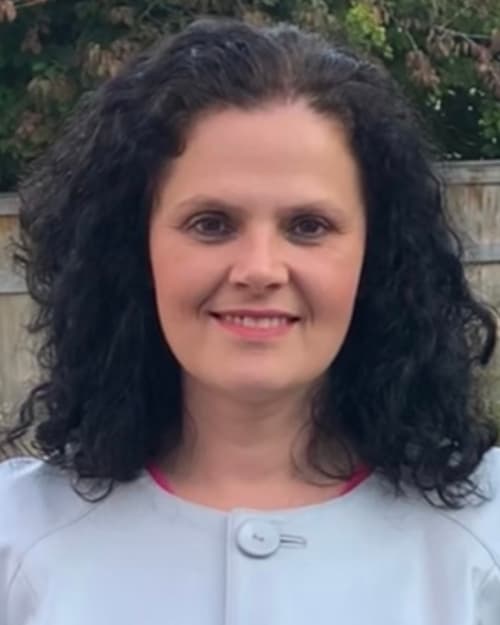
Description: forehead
xmin=155 ymin=101 xmax=364 ymax=214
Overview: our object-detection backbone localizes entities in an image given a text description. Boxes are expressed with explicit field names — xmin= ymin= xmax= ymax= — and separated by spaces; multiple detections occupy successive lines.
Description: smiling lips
xmin=210 ymin=309 xmax=300 ymax=339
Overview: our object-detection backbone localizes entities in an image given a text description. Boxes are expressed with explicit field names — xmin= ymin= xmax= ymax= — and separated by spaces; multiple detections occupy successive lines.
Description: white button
xmin=236 ymin=520 xmax=281 ymax=558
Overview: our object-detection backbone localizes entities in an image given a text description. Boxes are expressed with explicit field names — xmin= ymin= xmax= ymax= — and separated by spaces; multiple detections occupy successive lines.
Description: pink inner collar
xmin=146 ymin=463 xmax=372 ymax=499
xmin=147 ymin=463 xmax=175 ymax=493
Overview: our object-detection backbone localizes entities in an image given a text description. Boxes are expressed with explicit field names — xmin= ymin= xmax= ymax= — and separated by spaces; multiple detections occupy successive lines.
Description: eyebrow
xmin=174 ymin=195 xmax=348 ymax=219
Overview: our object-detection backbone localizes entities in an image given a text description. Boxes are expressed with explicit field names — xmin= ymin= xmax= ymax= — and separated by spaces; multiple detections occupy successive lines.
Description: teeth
xmin=220 ymin=315 xmax=290 ymax=328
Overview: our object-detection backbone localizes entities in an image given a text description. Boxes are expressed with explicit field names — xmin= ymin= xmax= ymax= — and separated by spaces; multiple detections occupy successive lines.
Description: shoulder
xmin=0 ymin=454 xmax=86 ymax=508
xmin=432 ymin=445 xmax=500 ymax=617
xmin=367 ymin=446 xmax=500 ymax=575
xmin=441 ymin=446 xmax=500 ymax=568
xmin=444 ymin=446 xmax=500 ymax=618
xmin=358 ymin=447 xmax=500 ymax=618
xmin=0 ymin=457 xmax=92 ymax=588
xmin=0 ymin=456 xmax=95 ymax=539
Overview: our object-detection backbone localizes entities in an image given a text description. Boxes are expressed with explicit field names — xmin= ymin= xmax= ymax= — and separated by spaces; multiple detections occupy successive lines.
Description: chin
xmin=217 ymin=377 xmax=303 ymax=401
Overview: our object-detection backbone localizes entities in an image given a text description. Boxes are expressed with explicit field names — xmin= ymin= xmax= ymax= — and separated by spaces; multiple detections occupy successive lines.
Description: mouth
xmin=209 ymin=311 xmax=300 ymax=339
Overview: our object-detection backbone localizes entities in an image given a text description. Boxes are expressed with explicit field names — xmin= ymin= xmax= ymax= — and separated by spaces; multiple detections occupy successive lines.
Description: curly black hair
xmin=2 ymin=17 xmax=498 ymax=508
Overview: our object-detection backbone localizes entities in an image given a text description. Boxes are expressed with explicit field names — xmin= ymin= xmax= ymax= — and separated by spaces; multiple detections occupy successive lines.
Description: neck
xmin=157 ymin=377 xmax=359 ymax=509
xmin=167 ymin=379 xmax=316 ymax=488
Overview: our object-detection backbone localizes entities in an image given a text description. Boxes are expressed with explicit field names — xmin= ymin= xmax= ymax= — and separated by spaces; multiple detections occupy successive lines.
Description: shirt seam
xmin=5 ymin=566 xmax=39 ymax=614
xmin=6 ymin=496 xmax=107 ymax=599
xmin=477 ymin=564 xmax=498 ymax=599
xmin=435 ymin=509 xmax=500 ymax=572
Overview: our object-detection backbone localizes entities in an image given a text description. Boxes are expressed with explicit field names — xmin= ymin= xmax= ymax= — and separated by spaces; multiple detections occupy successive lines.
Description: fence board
xmin=438 ymin=160 xmax=500 ymax=185
xmin=0 ymin=193 xmax=19 ymax=216
xmin=0 ymin=293 xmax=37 ymax=417
xmin=443 ymin=162 xmax=500 ymax=417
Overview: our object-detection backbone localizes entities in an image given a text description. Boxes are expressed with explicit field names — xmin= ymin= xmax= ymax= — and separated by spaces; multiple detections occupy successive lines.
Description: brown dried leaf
xmin=21 ymin=26 xmax=42 ymax=55
xmin=491 ymin=29 xmax=500 ymax=55
xmin=372 ymin=5 xmax=390 ymax=25
xmin=479 ymin=46 xmax=491 ymax=64
xmin=28 ymin=74 xmax=75 ymax=106
xmin=294 ymin=2 xmax=332 ymax=33
xmin=84 ymin=38 xmax=141 ymax=79
xmin=0 ymin=0 xmax=17 ymax=22
xmin=241 ymin=9 xmax=273 ymax=27
xmin=427 ymin=32 xmax=455 ymax=59
xmin=476 ymin=62 xmax=490 ymax=77
xmin=406 ymin=50 xmax=440 ymax=89
xmin=381 ymin=6 xmax=391 ymax=25
xmin=110 ymin=38 xmax=140 ymax=62
xmin=51 ymin=75 xmax=76 ymax=104
xmin=480 ymin=65 xmax=500 ymax=99
xmin=95 ymin=50 xmax=122 ymax=79
xmin=27 ymin=76 xmax=51 ymax=104
xmin=15 ymin=111 xmax=43 ymax=141
xmin=469 ymin=42 xmax=489 ymax=62
xmin=108 ymin=6 xmax=135 ymax=27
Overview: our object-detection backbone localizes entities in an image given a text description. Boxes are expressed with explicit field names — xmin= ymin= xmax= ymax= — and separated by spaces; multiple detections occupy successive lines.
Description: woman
xmin=1 ymin=17 xmax=499 ymax=625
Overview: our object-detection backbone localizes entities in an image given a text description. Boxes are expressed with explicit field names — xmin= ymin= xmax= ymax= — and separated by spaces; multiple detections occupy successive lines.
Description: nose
xmin=228 ymin=229 xmax=289 ymax=292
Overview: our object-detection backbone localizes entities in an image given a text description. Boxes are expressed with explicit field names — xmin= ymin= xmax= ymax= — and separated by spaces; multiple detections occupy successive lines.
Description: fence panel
xmin=441 ymin=162 xmax=500 ymax=416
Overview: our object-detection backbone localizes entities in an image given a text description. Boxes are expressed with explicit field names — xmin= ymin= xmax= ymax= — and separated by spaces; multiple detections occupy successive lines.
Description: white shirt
xmin=1 ymin=449 xmax=500 ymax=625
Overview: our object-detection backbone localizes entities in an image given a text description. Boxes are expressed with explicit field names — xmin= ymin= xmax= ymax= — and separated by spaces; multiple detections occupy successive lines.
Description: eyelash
xmin=187 ymin=213 xmax=334 ymax=241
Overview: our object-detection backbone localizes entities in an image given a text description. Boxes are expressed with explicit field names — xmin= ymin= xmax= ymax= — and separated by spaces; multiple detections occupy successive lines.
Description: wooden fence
xmin=0 ymin=193 xmax=35 ymax=423
xmin=1 ymin=161 xmax=500 ymax=423
xmin=440 ymin=161 xmax=500 ymax=417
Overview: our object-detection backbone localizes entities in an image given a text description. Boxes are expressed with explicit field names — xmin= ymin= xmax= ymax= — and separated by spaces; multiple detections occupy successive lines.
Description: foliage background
xmin=0 ymin=0 xmax=499 ymax=191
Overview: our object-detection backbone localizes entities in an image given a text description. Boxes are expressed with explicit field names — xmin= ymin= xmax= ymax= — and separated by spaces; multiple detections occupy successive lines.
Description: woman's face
xmin=149 ymin=101 xmax=366 ymax=401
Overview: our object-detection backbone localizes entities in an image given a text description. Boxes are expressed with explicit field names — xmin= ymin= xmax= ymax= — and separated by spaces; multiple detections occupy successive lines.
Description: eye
xmin=187 ymin=213 xmax=234 ymax=239
xmin=289 ymin=216 xmax=333 ymax=239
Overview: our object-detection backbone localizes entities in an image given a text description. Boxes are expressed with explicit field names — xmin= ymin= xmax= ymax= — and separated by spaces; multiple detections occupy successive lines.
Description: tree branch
xmin=13 ymin=0 xmax=47 ymax=9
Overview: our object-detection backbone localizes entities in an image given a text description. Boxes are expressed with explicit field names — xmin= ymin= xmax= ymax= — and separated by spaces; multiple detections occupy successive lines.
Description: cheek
xmin=316 ymin=283 xmax=359 ymax=326
xmin=149 ymin=239 xmax=215 ymax=323
xmin=304 ymin=251 xmax=364 ymax=322
xmin=150 ymin=237 xmax=186 ymax=325
xmin=151 ymin=268 xmax=195 ymax=322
